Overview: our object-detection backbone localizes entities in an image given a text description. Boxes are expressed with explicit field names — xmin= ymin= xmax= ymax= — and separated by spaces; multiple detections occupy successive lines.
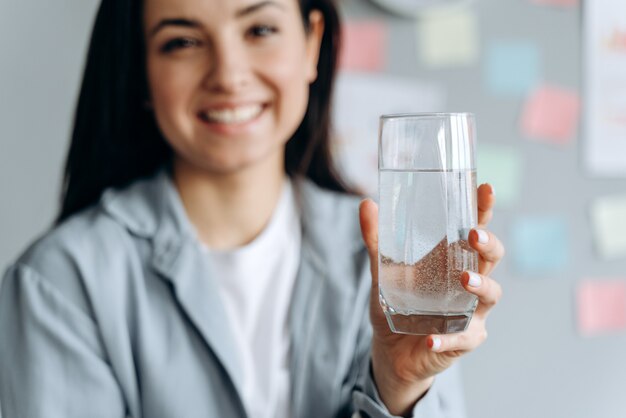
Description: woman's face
xmin=143 ymin=0 xmax=324 ymax=174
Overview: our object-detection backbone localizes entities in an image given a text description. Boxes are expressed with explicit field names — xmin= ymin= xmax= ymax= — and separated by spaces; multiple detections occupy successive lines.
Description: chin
xmin=181 ymin=146 xmax=283 ymax=177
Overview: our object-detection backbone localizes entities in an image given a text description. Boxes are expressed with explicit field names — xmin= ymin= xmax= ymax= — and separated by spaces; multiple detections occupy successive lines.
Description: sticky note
xmin=591 ymin=195 xmax=626 ymax=259
xmin=511 ymin=216 xmax=568 ymax=275
xmin=417 ymin=10 xmax=479 ymax=68
xmin=339 ymin=21 xmax=386 ymax=72
xmin=577 ymin=279 xmax=626 ymax=336
xmin=485 ymin=40 xmax=540 ymax=96
xmin=531 ymin=0 xmax=578 ymax=7
xmin=477 ymin=145 xmax=523 ymax=207
xmin=521 ymin=85 xmax=581 ymax=144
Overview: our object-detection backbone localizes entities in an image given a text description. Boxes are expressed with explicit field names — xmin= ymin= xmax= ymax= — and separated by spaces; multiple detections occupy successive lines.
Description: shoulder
xmin=4 ymin=174 xmax=164 ymax=313
xmin=296 ymin=178 xmax=366 ymax=251
xmin=296 ymin=177 xmax=363 ymax=219
xmin=2 ymin=205 xmax=124 ymax=319
xmin=15 ymin=205 xmax=128 ymax=276
xmin=14 ymin=170 xmax=171 ymax=275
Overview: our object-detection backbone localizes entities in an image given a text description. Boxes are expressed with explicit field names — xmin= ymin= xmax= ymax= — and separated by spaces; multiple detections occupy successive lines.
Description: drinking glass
xmin=378 ymin=113 xmax=478 ymax=335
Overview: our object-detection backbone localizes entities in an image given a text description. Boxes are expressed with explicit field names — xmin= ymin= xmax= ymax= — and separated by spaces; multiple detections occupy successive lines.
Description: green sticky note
xmin=477 ymin=145 xmax=523 ymax=207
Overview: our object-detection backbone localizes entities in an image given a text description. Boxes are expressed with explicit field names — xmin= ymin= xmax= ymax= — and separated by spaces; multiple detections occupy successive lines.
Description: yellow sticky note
xmin=417 ymin=10 xmax=479 ymax=68
xmin=591 ymin=195 xmax=626 ymax=259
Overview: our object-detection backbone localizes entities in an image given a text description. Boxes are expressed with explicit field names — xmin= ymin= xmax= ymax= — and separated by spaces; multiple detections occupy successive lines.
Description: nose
xmin=203 ymin=40 xmax=250 ymax=93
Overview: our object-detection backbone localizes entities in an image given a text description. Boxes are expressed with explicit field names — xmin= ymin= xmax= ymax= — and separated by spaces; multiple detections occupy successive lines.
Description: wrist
xmin=370 ymin=354 xmax=434 ymax=417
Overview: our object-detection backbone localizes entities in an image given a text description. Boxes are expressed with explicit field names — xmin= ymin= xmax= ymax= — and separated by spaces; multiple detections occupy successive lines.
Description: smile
xmin=199 ymin=104 xmax=264 ymax=125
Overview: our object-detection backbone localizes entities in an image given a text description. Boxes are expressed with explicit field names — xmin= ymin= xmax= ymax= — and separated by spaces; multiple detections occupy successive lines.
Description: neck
xmin=172 ymin=154 xmax=286 ymax=250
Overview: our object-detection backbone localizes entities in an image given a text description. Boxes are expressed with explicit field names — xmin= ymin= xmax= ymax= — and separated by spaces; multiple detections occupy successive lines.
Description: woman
xmin=0 ymin=0 xmax=503 ymax=416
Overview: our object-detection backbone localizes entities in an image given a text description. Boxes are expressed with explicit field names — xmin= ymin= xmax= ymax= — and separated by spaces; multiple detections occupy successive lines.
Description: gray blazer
xmin=0 ymin=169 xmax=466 ymax=418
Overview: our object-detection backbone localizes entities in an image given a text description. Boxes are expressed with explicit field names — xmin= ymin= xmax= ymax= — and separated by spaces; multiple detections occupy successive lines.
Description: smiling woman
xmin=0 ymin=0 xmax=503 ymax=417
xmin=143 ymin=0 xmax=322 ymax=182
xmin=56 ymin=0 xmax=347 ymax=226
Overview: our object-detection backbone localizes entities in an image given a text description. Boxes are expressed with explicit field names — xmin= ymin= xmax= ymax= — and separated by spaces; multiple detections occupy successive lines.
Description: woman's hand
xmin=359 ymin=183 xmax=504 ymax=416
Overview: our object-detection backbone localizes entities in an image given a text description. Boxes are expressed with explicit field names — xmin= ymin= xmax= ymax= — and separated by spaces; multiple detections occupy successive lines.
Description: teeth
xmin=204 ymin=105 xmax=263 ymax=124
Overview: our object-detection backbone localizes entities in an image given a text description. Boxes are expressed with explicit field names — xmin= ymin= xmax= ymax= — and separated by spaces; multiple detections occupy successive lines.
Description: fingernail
xmin=489 ymin=184 xmax=496 ymax=196
xmin=467 ymin=271 xmax=482 ymax=287
xmin=476 ymin=229 xmax=489 ymax=244
xmin=430 ymin=337 xmax=442 ymax=352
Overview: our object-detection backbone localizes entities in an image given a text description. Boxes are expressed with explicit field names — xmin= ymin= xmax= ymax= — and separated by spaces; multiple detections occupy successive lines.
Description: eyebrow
xmin=236 ymin=0 xmax=285 ymax=17
xmin=149 ymin=1 xmax=286 ymax=38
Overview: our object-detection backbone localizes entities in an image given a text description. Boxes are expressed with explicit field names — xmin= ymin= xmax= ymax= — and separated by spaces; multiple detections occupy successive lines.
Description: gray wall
xmin=2 ymin=1 xmax=626 ymax=418
xmin=0 ymin=0 xmax=100 ymax=269
xmin=337 ymin=1 xmax=626 ymax=418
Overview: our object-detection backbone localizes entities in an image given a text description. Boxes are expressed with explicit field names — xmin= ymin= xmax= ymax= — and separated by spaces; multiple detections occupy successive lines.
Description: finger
xmin=477 ymin=183 xmax=496 ymax=227
xmin=461 ymin=271 xmax=503 ymax=317
xmin=468 ymin=228 xmax=505 ymax=274
xmin=427 ymin=326 xmax=488 ymax=354
xmin=359 ymin=199 xmax=379 ymax=287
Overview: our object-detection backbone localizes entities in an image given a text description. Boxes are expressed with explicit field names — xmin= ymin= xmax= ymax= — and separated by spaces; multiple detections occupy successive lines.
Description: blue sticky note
xmin=511 ymin=216 xmax=568 ymax=275
xmin=485 ymin=40 xmax=540 ymax=96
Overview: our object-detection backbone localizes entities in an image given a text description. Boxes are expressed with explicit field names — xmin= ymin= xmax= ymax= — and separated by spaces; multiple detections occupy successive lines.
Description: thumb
xmin=359 ymin=198 xmax=379 ymax=287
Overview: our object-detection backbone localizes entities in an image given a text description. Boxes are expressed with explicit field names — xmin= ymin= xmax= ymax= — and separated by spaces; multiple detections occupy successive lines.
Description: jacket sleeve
xmin=0 ymin=263 xmax=126 ymax=418
xmin=352 ymin=360 xmax=467 ymax=418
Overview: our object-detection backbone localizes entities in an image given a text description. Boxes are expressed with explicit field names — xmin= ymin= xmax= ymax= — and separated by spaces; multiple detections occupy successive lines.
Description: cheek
xmin=262 ymin=48 xmax=311 ymax=120
xmin=148 ymin=64 xmax=190 ymax=113
xmin=148 ymin=54 xmax=209 ymax=112
xmin=147 ymin=60 xmax=205 ymax=142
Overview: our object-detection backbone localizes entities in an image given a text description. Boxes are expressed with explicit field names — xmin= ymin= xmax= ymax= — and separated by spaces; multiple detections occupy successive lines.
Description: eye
xmin=247 ymin=24 xmax=278 ymax=38
xmin=160 ymin=37 xmax=202 ymax=53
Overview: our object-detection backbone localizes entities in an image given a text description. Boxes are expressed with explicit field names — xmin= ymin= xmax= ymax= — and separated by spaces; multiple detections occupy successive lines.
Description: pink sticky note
xmin=577 ymin=280 xmax=626 ymax=336
xmin=531 ymin=0 xmax=578 ymax=6
xmin=339 ymin=21 xmax=386 ymax=72
xmin=521 ymin=85 xmax=581 ymax=144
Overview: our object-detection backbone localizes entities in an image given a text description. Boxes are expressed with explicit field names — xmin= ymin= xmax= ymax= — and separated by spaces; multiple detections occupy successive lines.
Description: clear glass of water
xmin=378 ymin=113 xmax=478 ymax=335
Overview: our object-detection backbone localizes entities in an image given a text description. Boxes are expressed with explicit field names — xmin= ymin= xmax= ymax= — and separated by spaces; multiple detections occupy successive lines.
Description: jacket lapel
xmin=151 ymin=237 xmax=244 ymax=393
xmin=103 ymin=170 xmax=245 ymax=407
xmin=151 ymin=173 xmax=245 ymax=395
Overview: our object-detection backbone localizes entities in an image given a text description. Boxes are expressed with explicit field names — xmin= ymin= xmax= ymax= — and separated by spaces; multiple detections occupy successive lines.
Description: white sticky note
xmin=332 ymin=73 xmax=446 ymax=196
xmin=591 ymin=195 xmax=626 ymax=259
xmin=417 ymin=10 xmax=479 ymax=68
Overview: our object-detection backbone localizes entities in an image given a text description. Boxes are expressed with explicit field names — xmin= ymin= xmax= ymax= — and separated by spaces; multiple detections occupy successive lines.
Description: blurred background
xmin=2 ymin=0 xmax=626 ymax=417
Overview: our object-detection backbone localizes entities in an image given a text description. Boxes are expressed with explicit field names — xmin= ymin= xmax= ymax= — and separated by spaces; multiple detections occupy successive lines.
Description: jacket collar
xmin=100 ymin=167 xmax=364 ymax=267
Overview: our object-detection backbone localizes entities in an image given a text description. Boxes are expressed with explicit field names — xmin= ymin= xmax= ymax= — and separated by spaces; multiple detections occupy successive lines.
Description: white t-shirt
xmin=203 ymin=179 xmax=301 ymax=418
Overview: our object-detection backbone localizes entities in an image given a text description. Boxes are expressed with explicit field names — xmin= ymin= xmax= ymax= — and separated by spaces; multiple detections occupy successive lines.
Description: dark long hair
xmin=57 ymin=0 xmax=352 ymax=223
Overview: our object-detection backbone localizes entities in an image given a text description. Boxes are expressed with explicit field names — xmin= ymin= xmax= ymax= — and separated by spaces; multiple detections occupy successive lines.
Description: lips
xmin=198 ymin=104 xmax=264 ymax=125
